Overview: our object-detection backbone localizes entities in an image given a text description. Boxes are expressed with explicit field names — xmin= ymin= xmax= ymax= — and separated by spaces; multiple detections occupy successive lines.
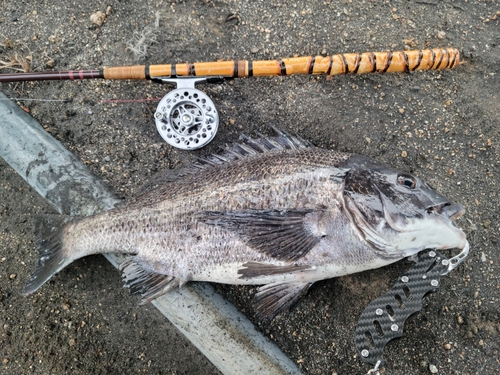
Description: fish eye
xmin=397 ymin=174 xmax=417 ymax=189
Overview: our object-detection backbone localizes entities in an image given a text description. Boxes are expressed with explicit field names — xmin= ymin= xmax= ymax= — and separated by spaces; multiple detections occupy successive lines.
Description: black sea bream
xmin=24 ymin=130 xmax=467 ymax=320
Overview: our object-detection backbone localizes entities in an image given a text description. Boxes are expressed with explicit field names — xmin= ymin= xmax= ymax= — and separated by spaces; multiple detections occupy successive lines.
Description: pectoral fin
xmin=198 ymin=209 xmax=323 ymax=261
xmin=254 ymin=281 xmax=312 ymax=322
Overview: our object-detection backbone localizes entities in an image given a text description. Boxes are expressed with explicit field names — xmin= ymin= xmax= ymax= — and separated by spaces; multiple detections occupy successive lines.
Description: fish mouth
xmin=427 ymin=203 xmax=465 ymax=221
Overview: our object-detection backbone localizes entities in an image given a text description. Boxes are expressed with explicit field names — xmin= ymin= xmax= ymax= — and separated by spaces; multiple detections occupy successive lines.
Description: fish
xmin=23 ymin=129 xmax=468 ymax=321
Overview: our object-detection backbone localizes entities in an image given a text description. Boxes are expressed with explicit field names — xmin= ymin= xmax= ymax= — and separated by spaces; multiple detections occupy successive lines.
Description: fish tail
xmin=23 ymin=215 xmax=75 ymax=295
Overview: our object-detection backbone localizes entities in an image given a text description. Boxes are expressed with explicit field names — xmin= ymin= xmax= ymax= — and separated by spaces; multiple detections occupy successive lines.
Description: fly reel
xmin=153 ymin=77 xmax=221 ymax=150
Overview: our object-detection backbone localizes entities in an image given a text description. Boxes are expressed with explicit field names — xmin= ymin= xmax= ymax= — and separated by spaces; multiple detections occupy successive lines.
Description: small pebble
xmin=90 ymin=11 xmax=106 ymax=26
xmin=437 ymin=30 xmax=446 ymax=39
xmin=398 ymin=108 xmax=405 ymax=114
xmin=444 ymin=343 xmax=452 ymax=350
xmin=429 ymin=364 xmax=438 ymax=373
xmin=250 ymin=46 xmax=259 ymax=54
xmin=401 ymin=150 xmax=408 ymax=158
xmin=9 ymin=273 xmax=16 ymax=280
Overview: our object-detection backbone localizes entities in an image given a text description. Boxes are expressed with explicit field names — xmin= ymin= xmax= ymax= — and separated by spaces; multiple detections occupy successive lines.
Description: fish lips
xmin=429 ymin=202 xmax=465 ymax=221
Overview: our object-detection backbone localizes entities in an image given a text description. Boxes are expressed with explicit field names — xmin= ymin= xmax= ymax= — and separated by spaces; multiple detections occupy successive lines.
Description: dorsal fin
xmin=136 ymin=128 xmax=315 ymax=195
xmin=192 ymin=128 xmax=314 ymax=171
xmin=134 ymin=166 xmax=199 ymax=196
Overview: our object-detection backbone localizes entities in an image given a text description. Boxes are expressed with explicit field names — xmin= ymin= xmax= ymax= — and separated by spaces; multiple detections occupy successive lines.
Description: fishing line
xmin=0 ymin=98 xmax=71 ymax=102
xmin=101 ymin=98 xmax=162 ymax=103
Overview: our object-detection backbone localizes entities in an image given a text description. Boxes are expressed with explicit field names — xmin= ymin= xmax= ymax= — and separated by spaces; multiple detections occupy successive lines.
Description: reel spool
xmin=153 ymin=77 xmax=220 ymax=150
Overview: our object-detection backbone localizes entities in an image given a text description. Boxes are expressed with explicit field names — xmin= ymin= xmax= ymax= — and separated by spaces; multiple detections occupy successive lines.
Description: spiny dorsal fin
xmin=193 ymin=128 xmax=314 ymax=171
xmin=136 ymin=128 xmax=315 ymax=195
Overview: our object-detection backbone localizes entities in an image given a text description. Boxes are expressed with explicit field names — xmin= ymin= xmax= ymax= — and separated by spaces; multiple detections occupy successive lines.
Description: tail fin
xmin=23 ymin=215 xmax=74 ymax=295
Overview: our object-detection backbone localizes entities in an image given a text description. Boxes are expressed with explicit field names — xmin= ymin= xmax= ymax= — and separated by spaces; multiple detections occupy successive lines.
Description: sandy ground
xmin=1 ymin=0 xmax=499 ymax=374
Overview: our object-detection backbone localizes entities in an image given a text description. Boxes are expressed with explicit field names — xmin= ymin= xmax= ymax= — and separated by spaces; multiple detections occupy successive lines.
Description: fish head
xmin=341 ymin=156 xmax=467 ymax=258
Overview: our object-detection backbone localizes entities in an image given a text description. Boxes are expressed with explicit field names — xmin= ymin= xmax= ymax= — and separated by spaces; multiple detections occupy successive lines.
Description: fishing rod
xmin=0 ymin=48 xmax=460 ymax=149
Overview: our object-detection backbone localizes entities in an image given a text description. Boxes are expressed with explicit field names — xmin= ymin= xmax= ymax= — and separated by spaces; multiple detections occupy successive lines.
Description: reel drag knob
xmin=154 ymin=87 xmax=218 ymax=150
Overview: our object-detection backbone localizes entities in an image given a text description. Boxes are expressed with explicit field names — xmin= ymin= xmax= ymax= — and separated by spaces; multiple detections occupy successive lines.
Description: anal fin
xmin=120 ymin=260 xmax=181 ymax=304
xmin=254 ymin=281 xmax=312 ymax=322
